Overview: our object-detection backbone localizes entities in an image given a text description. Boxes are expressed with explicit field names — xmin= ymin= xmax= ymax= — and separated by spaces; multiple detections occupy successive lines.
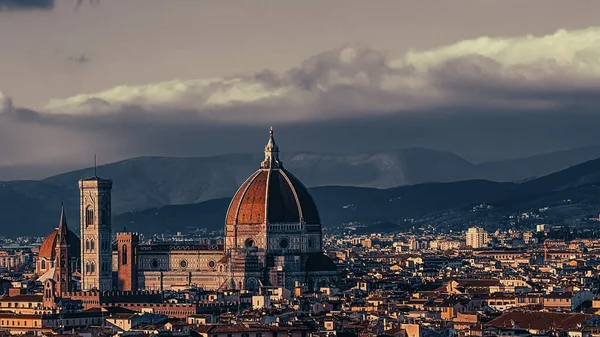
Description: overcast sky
xmin=2 ymin=0 xmax=600 ymax=167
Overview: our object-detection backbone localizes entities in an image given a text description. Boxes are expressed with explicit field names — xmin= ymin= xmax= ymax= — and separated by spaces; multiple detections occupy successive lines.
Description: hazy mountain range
xmin=113 ymin=156 xmax=600 ymax=235
xmin=3 ymin=145 xmax=600 ymax=237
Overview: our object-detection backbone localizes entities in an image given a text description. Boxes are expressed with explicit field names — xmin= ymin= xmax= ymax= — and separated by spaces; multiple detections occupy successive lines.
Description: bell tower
xmin=116 ymin=232 xmax=139 ymax=291
xmin=79 ymin=175 xmax=113 ymax=291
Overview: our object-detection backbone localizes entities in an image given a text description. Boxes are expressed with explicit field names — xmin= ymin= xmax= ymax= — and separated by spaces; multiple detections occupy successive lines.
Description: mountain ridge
xmin=3 ymin=147 xmax=600 ymax=237
xmin=111 ymin=157 xmax=600 ymax=235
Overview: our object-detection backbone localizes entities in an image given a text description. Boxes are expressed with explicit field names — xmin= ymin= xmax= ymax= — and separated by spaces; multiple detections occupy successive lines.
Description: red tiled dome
xmin=225 ymin=168 xmax=321 ymax=226
xmin=225 ymin=128 xmax=321 ymax=229
xmin=39 ymin=228 xmax=80 ymax=260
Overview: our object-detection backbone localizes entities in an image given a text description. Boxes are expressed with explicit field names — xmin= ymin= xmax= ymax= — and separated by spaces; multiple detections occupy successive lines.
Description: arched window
xmin=85 ymin=240 xmax=89 ymax=251
xmin=85 ymin=263 xmax=90 ymax=274
xmin=90 ymin=240 xmax=95 ymax=251
xmin=122 ymin=245 xmax=128 ymax=265
xmin=91 ymin=262 xmax=95 ymax=274
xmin=85 ymin=206 xmax=94 ymax=227
xmin=41 ymin=260 xmax=46 ymax=270
xmin=100 ymin=205 xmax=108 ymax=223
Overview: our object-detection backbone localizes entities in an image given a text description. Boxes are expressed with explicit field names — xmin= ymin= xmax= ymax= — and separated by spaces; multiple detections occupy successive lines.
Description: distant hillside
xmin=4 ymin=147 xmax=600 ymax=237
xmin=35 ymin=146 xmax=600 ymax=212
xmin=111 ymin=180 xmax=521 ymax=234
xmin=41 ymin=148 xmax=479 ymax=213
xmin=113 ymin=157 xmax=600 ymax=235
xmin=477 ymin=145 xmax=600 ymax=182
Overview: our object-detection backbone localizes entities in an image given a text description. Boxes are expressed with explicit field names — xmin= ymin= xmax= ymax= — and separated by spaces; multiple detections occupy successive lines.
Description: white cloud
xmin=36 ymin=27 xmax=600 ymax=124
xmin=0 ymin=91 xmax=13 ymax=114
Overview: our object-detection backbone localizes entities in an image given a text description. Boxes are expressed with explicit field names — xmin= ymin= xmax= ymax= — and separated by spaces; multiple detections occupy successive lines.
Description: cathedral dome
xmin=39 ymin=229 xmax=80 ymax=260
xmin=225 ymin=128 xmax=320 ymax=226
xmin=225 ymin=168 xmax=320 ymax=226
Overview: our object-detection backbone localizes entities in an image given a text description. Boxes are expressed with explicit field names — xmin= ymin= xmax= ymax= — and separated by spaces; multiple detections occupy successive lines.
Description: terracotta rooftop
xmin=486 ymin=311 xmax=594 ymax=331
xmin=453 ymin=279 xmax=501 ymax=287
xmin=39 ymin=228 xmax=80 ymax=260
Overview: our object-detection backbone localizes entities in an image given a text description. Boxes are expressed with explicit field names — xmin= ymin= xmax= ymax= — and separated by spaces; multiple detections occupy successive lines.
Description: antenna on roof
xmin=94 ymin=154 xmax=97 ymax=177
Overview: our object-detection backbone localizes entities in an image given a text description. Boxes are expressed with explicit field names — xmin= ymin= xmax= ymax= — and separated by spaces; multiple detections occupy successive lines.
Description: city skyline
xmin=3 ymin=2 xmax=600 ymax=336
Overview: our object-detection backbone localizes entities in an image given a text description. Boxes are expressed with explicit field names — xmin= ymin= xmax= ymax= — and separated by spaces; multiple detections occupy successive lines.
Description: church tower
xmin=116 ymin=232 xmax=139 ymax=291
xmin=55 ymin=205 xmax=71 ymax=294
xmin=79 ymin=176 xmax=113 ymax=291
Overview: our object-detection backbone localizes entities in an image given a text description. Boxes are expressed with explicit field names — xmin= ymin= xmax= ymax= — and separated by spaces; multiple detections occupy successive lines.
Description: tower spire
xmin=57 ymin=203 xmax=68 ymax=244
xmin=55 ymin=203 xmax=71 ymax=294
xmin=94 ymin=154 xmax=97 ymax=178
xmin=261 ymin=127 xmax=283 ymax=169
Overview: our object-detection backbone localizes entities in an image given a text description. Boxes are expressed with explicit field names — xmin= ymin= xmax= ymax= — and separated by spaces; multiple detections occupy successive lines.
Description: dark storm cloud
xmin=3 ymin=27 xmax=600 ymax=165
xmin=0 ymin=0 xmax=53 ymax=11
xmin=6 ymin=96 xmax=600 ymax=165
xmin=429 ymin=55 xmax=600 ymax=107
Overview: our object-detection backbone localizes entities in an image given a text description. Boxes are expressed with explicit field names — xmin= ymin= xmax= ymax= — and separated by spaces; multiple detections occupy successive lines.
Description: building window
xmin=245 ymin=238 xmax=254 ymax=248
xmin=122 ymin=245 xmax=128 ymax=265
xmin=41 ymin=260 xmax=46 ymax=270
xmin=279 ymin=238 xmax=289 ymax=249
xmin=100 ymin=205 xmax=107 ymax=223
xmin=90 ymin=240 xmax=95 ymax=251
xmin=180 ymin=260 xmax=188 ymax=269
xmin=85 ymin=206 xmax=94 ymax=227
xmin=151 ymin=259 xmax=159 ymax=269
xmin=208 ymin=260 xmax=215 ymax=268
